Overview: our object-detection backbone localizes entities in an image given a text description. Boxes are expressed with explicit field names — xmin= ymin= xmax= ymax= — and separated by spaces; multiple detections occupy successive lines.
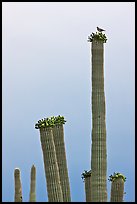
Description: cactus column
xmin=81 ymin=170 xmax=92 ymax=202
xmin=52 ymin=123 xmax=71 ymax=202
xmin=29 ymin=165 xmax=36 ymax=202
xmin=14 ymin=168 xmax=23 ymax=202
xmin=109 ymin=172 xmax=126 ymax=202
xmin=39 ymin=127 xmax=63 ymax=202
xmin=89 ymin=32 xmax=107 ymax=202
xmin=110 ymin=178 xmax=124 ymax=202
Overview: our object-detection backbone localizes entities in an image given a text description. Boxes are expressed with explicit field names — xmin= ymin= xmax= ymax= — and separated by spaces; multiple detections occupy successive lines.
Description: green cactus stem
xmin=37 ymin=126 xmax=63 ymax=202
xmin=109 ymin=172 xmax=126 ymax=202
xmin=90 ymin=33 xmax=108 ymax=202
xmin=52 ymin=123 xmax=71 ymax=202
xmin=29 ymin=165 xmax=36 ymax=202
xmin=14 ymin=168 xmax=23 ymax=202
xmin=81 ymin=170 xmax=92 ymax=202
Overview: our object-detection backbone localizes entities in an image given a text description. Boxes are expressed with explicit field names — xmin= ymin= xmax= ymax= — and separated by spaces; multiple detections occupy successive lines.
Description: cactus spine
xmin=52 ymin=124 xmax=71 ymax=202
xmin=39 ymin=127 xmax=63 ymax=202
xmin=90 ymin=35 xmax=107 ymax=202
xmin=14 ymin=168 xmax=23 ymax=202
xmin=29 ymin=165 xmax=36 ymax=202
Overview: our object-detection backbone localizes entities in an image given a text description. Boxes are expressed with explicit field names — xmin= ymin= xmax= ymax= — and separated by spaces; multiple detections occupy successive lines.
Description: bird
xmin=97 ymin=26 xmax=105 ymax=32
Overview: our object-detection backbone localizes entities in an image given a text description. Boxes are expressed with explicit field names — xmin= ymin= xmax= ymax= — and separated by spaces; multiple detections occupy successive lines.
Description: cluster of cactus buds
xmin=108 ymin=172 xmax=126 ymax=182
xmin=35 ymin=115 xmax=66 ymax=129
xmin=87 ymin=32 xmax=107 ymax=43
xmin=81 ymin=170 xmax=92 ymax=181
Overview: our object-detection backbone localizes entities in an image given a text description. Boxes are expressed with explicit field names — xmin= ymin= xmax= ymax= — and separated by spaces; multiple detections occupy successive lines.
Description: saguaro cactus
xmin=35 ymin=119 xmax=63 ymax=202
xmin=81 ymin=170 xmax=92 ymax=202
xmin=109 ymin=172 xmax=126 ymax=202
xmin=52 ymin=116 xmax=71 ymax=202
xmin=29 ymin=164 xmax=36 ymax=202
xmin=14 ymin=168 xmax=23 ymax=202
xmin=88 ymin=32 xmax=108 ymax=202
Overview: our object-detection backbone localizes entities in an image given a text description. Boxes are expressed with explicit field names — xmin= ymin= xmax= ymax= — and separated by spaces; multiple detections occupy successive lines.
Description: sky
xmin=2 ymin=2 xmax=135 ymax=202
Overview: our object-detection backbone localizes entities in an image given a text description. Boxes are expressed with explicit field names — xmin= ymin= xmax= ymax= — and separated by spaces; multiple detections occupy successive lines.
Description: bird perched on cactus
xmin=97 ymin=26 xmax=105 ymax=32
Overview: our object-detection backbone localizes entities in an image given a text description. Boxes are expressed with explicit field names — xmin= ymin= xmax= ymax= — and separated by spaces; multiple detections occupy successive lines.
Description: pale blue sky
xmin=2 ymin=2 xmax=135 ymax=202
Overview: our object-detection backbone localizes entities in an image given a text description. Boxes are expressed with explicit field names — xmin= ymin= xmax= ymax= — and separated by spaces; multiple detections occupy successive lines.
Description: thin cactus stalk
xmin=90 ymin=33 xmax=108 ymax=202
xmin=52 ymin=124 xmax=71 ymax=202
xmin=39 ymin=127 xmax=63 ymax=202
xmin=85 ymin=176 xmax=92 ymax=202
xmin=29 ymin=165 xmax=36 ymax=202
xmin=81 ymin=170 xmax=92 ymax=202
xmin=14 ymin=168 xmax=23 ymax=202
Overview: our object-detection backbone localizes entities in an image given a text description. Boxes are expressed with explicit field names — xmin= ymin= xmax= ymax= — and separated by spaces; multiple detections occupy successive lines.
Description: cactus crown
xmin=108 ymin=172 xmax=126 ymax=182
xmin=35 ymin=115 xmax=66 ymax=129
xmin=81 ymin=170 xmax=92 ymax=181
xmin=87 ymin=32 xmax=107 ymax=43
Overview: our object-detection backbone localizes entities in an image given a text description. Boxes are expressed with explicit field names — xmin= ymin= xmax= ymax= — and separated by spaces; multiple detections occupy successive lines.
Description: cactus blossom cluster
xmin=35 ymin=115 xmax=66 ymax=129
xmin=108 ymin=172 xmax=126 ymax=182
xmin=81 ymin=170 xmax=92 ymax=181
xmin=88 ymin=32 xmax=107 ymax=43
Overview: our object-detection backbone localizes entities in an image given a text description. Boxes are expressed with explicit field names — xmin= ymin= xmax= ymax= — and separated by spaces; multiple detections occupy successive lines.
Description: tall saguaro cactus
xmin=109 ymin=172 xmax=126 ymax=202
xmin=14 ymin=168 xmax=23 ymax=202
xmin=52 ymin=122 xmax=71 ymax=202
xmin=88 ymin=32 xmax=108 ymax=202
xmin=29 ymin=165 xmax=36 ymax=202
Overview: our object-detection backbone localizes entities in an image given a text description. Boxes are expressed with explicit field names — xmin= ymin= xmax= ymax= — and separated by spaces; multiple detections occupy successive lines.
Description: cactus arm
xmin=81 ymin=170 xmax=92 ymax=202
xmin=109 ymin=172 xmax=126 ymax=202
xmin=39 ymin=127 xmax=63 ymax=202
xmin=52 ymin=123 xmax=71 ymax=202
